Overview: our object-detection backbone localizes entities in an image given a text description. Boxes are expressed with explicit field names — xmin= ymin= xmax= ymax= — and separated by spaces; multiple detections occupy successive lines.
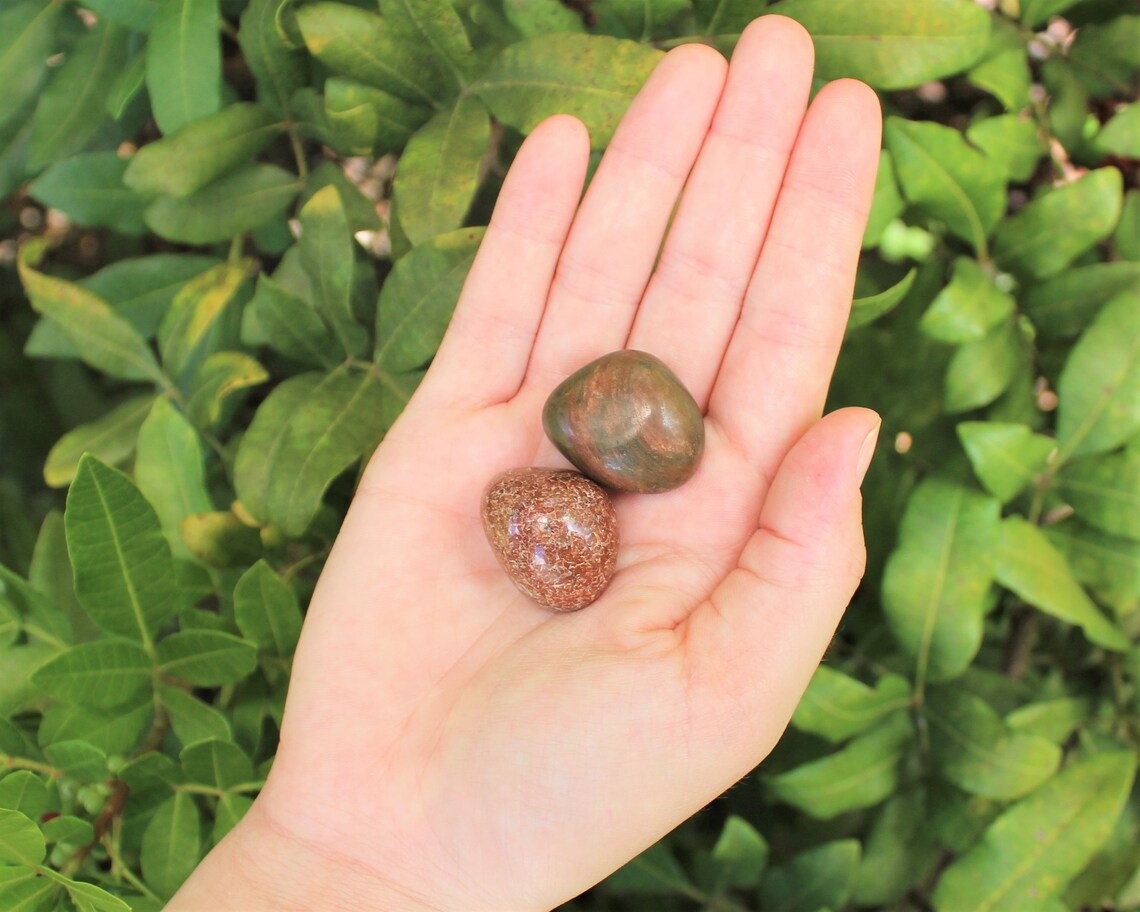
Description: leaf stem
xmin=0 ymin=754 xmax=63 ymax=777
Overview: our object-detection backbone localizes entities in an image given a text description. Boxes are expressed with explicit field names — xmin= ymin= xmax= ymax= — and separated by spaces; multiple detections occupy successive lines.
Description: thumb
xmin=684 ymin=407 xmax=881 ymax=765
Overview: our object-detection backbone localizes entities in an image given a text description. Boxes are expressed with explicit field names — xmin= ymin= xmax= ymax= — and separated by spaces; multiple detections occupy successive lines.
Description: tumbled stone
xmin=482 ymin=468 xmax=618 ymax=612
xmin=542 ymin=350 xmax=704 ymax=493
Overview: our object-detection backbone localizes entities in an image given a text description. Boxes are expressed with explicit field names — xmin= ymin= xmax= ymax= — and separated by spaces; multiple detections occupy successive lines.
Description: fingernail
xmin=855 ymin=420 xmax=881 ymax=486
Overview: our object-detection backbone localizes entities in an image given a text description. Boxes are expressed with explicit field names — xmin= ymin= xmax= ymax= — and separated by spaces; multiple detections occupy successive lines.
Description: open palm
xmin=172 ymin=16 xmax=882 ymax=912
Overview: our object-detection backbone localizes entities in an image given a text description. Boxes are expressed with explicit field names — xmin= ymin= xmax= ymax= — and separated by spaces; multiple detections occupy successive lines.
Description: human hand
xmin=169 ymin=16 xmax=882 ymax=912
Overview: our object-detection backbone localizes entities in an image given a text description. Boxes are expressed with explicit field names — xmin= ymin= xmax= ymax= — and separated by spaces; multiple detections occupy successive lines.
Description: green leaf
xmin=302 ymin=160 xmax=382 ymax=232
xmin=393 ymin=94 xmax=490 ymax=245
xmin=297 ymin=185 xmax=370 ymax=357
xmin=1049 ymin=521 xmax=1139 ymax=614
xmin=766 ymin=715 xmax=911 ymax=819
xmin=135 ymin=398 xmax=213 ymax=557
xmin=263 ymin=365 xmax=386 ymax=536
xmin=1006 ymin=697 xmax=1090 ymax=744
xmin=1056 ymin=293 xmax=1140 ymax=460
xmin=791 ymin=667 xmax=911 ymax=743
xmin=233 ymin=560 xmax=302 ymax=659
xmin=0 ymin=772 xmax=49 ymax=820
xmin=926 ymin=688 xmax=1061 ymax=800
xmin=966 ymin=114 xmax=1044 ymax=183
xmin=604 ymin=840 xmax=695 ymax=895
xmin=213 ymin=792 xmax=254 ymax=843
xmin=39 ymin=701 xmax=153 ymax=755
xmin=65 ymin=456 xmax=179 ymax=644
xmin=323 ymin=78 xmax=431 ymax=156
xmin=144 ymin=164 xmax=300 ymax=245
xmin=956 ymin=421 xmax=1056 ymax=503
xmin=81 ymin=0 xmax=158 ymax=30
xmin=59 ymin=877 xmax=132 ymax=912
xmin=380 ymin=0 xmax=474 ymax=92
xmin=234 ymin=372 xmax=324 ymax=523
xmin=0 ymin=808 xmax=45 ymax=866
xmin=238 ymin=0 xmax=309 ymax=117
xmin=43 ymin=393 xmax=156 ymax=488
xmin=760 ymin=839 xmax=861 ymax=912
xmin=847 ymin=267 xmax=916 ymax=330
xmin=474 ymin=33 xmax=661 ymax=148
xmin=503 ymin=0 xmax=587 ymax=35
xmin=882 ymin=478 xmax=1000 ymax=684
xmin=771 ymin=0 xmax=990 ymax=90
xmin=41 ymin=740 xmax=106 ymax=782
xmin=1096 ymin=103 xmax=1140 ymax=158
xmin=862 ymin=149 xmax=905 ymax=249
xmin=995 ymin=517 xmax=1128 ymax=651
xmin=40 ymin=814 xmax=93 ymax=846
xmin=29 ymin=153 xmax=149 ymax=235
xmin=18 ymin=246 xmax=166 ymax=385
xmin=709 ymin=815 xmax=768 ymax=890
xmin=26 ymin=22 xmax=127 ymax=169
xmin=106 ymin=50 xmax=146 ymax=119
xmin=933 ymin=753 xmax=1137 ymax=912
xmin=181 ymin=511 xmax=263 ymax=568
xmin=1116 ymin=189 xmax=1140 ymax=261
xmin=82 ymin=255 xmax=222 ymax=337
xmin=921 ymin=258 xmax=1015 ymax=343
xmin=1056 ymin=451 xmax=1140 ymax=540
xmin=1020 ymin=0 xmax=1081 ymax=27
xmin=993 ymin=168 xmax=1124 ymax=279
xmin=968 ymin=48 xmax=1031 ymax=112
xmin=295 ymin=2 xmax=444 ymax=107
xmin=374 ymin=227 xmax=484 ymax=420
xmin=157 ymin=260 xmax=251 ymax=384
xmin=885 ymin=117 xmax=1006 ymax=252
xmin=0 ymin=0 xmax=62 ymax=135
xmin=157 ymin=630 xmax=257 ymax=687
xmin=245 ymin=273 xmax=341 ymax=368
xmin=1069 ymin=16 xmax=1140 ymax=96
xmin=0 ymin=866 xmax=58 ymax=912
xmin=140 ymin=793 xmax=201 ymax=900
xmin=30 ymin=639 xmax=153 ymax=709
xmin=125 ymin=103 xmax=282 ymax=198
xmin=854 ymin=788 xmax=942 ymax=906
xmin=180 ymin=738 xmax=254 ymax=790
xmin=1022 ymin=262 xmax=1140 ymax=338
xmin=944 ymin=318 xmax=1021 ymax=414
xmin=159 ymin=685 xmax=232 ymax=745
xmin=186 ymin=351 xmax=269 ymax=430
xmin=146 ymin=0 xmax=222 ymax=135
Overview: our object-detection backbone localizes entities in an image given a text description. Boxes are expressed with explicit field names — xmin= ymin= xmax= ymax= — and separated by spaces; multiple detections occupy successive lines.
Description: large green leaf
xmin=1022 ymin=262 xmax=1140 ymax=338
xmin=146 ymin=0 xmax=222 ymax=134
xmin=157 ymin=630 xmax=257 ymax=686
xmin=862 ymin=149 xmax=905 ymax=249
xmin=246 ymin=273 xmax=341 ymax=368
xmin=854 ymin=789 xmax=942 ymax=906
xmin=233 ymin=561 xmax=302 ymax=660
xmin=160 ymin=684 xmax=231 ymax=745
xmin=603 ymin=840 xmax=694 ymax=895
xmin=125 ymin=103 xmax=282 ymax=198
xmin=882 ymin=479 xmax=1000 ymax=684
xmin=30 ymin=639 xmax=153 ymax=709
xmin=766 ymin=715 xmax=911 ymax=819
xmin=1056 ymin=451 xmax=1140 ymax=541
xmin=29 ymin=153 xmax=149 ymax=235
xmin=18 ymin=245 xmax=166 ymax=385
xmin=140 ymin=793 xmax=200 ymax=899
xmin=39 ymin=701 xmax=153 ymax=755
xmin=0 ymin=865 xmax=59 ymax=912
xmin=180 ymin=738 xmax=255 ymax=790
xmin=26 ymin=22 xmax=127 ymax=169
xmin=474 ymin=33 xmax=661 ymax=148
xmin=772 ymin=0 xmax=990 ymax=89
xmin=968 ymin=48 xmax=1030 ymax=112
xmin=0 ymin=808 xmax=45 ymax=866
xmin=186 ymin=351 xmax=269 ymax=430
xmin=134 ymin=398 xmax=213 ymax=556
xmin=956 ymin=422 xmax=1055 ymax=503
xmin=920 ymin=257 xmax=1014 ymax=344
xmin=323 ymin=78 xmax=431 ymax=156
xmin=1005 ymin=697 xmax=1090 ymax=745
xmin=380 ymin=0 xmax=474 ymax=92
xmin=791 ymin=667 xmax=911 ymax=743
xmin=995 ymin=517 xmax=1128 ymax=651
xmin=1055 ymin=293 xmax=1140 ymax=460
xmin=926 ymin=689 xmax=1060 ymax=800
xmin=157 ymin=260 xmax=252 ymax=384
xmin=295 ymin=2 xmax=445 ymax=107
xmin=933 ymin=753 xmax=1137 ymax=911
xmin=238 ymin=0 xmax=309 ymax=116
xmin=0 ymin=0 xmax=62 ymax=135
xmin=64 ymin=456 xmax=179 ymax=644
xmin=709 ymin=815 xmax=768 ymax=890
xmin=885 ymin=118 xmax=1005 ymax=253
xmin=263 ymin=365 xmax=387 ymax=536
xmin=43 ymin=393 xmax=156 ymax=488
xmin=966 ymin=114 xmax=1044 ymax=183
xmin=760 ymin=839 xmax=861 ymax=912
xmin=1049 ymin=521 xmax=1140 ymax=614
xmin=943 ymin=319 xmax=1022 ymax=414
xmin=144 ymin=164 xmax=300 ymax=245
xmin=392 ymin=94 xmax=490 ymax=245
xmin=0 ymin=772 xmax=50 ymax=819
xmin=993 ymin=168 xmax=1124 ymax=279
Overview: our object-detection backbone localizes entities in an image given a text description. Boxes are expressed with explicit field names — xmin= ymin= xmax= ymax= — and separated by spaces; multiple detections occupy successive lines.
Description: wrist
xmin=165 ymin=799 xmax=439 ymax=912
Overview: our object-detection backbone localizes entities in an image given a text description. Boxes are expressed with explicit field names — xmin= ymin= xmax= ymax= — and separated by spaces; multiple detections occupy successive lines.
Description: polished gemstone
xmin=542 ymin=350 xmax=704 ymax=493
xmin=482 ymin=468 xmax=618 ymax=612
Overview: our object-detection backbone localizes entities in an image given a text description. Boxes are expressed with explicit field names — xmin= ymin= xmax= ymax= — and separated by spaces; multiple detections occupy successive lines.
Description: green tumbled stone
xmin=542 ymin=350 xmax=705 ymax=494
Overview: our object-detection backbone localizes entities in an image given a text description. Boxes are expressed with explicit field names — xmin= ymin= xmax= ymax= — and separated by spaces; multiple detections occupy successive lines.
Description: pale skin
xmin=169 ymin=16 xmax=882 ymax=912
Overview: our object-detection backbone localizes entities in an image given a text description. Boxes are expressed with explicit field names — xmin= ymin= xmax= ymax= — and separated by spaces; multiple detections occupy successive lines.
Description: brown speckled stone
xmin=482 ymin=468 xmax=618 ymax=612
xmin=543 ymin=350 xmax=704 ymax=493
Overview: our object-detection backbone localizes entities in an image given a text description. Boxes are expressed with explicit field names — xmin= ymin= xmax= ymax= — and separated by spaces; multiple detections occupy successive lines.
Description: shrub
xmin=0 ymin=0 xmax=1137 ymax=909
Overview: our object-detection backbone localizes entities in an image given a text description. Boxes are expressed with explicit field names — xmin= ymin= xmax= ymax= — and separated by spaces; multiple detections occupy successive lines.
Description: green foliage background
xmin=0 ymin=0 xmax=1137 ymax=908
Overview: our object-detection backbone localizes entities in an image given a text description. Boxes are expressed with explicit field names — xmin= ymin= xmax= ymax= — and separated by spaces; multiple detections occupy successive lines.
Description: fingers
xmin=522 ymin=44 xmax=728 ymax=392
xmin=683 ymin=408 xmax=880 ymax=764
xmin=626 ymin=17 xmax=814 ymax=409
xmin=417 ymin=115 xmax=590 ymax=410
xmin=710 ymin=79 xmax=881 ymax=473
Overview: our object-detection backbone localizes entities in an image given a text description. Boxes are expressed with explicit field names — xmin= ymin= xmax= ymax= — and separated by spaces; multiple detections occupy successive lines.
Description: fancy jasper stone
xmin=482 ymin=468 xmax=618 ymax=612
xmin=543 ymin=350 xmax=704 ymax=493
